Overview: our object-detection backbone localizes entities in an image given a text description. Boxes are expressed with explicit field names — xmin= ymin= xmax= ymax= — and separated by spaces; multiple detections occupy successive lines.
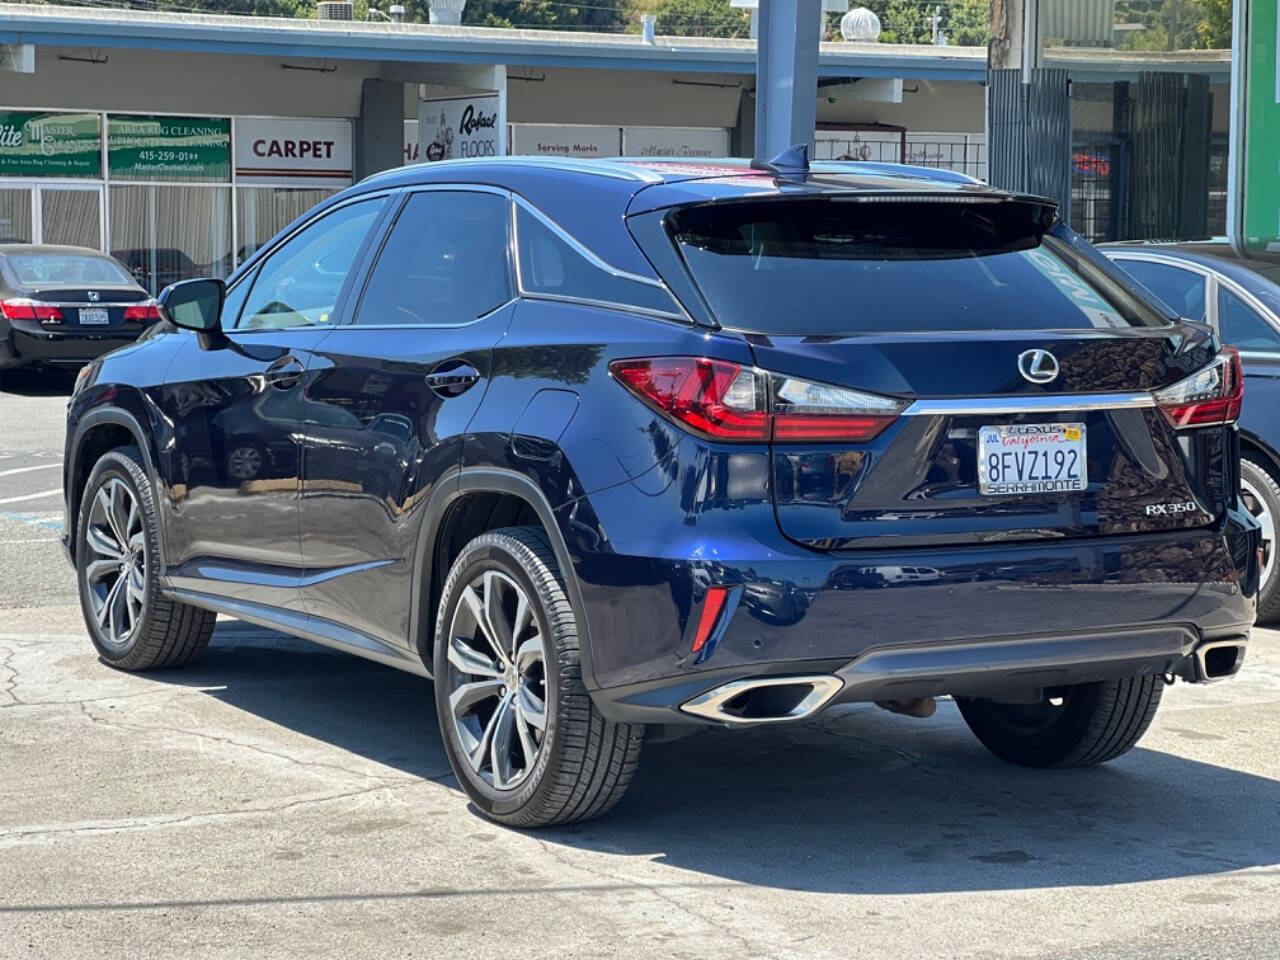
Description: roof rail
xmin=362 ymin=155 xmax=664 ymax=185
xmin=811 ymin=160 xmax=982 ymax=185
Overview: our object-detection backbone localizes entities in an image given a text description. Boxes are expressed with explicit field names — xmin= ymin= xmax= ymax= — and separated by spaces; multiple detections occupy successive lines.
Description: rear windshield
xmin=668 ymin=198 xmax=1170 ymax=334
xmin=4 ymin=253 xmax=135 ymax=288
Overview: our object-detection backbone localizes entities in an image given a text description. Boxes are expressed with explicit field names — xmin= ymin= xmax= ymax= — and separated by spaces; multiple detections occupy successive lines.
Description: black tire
xmin=1240 ymin=456 xmax=1280 ymax=623
xmin=433 ymin=527 xmax=643 ymax=827
xmin=956 ymin=676 xmax=1163 ymax=768
xmin=75 ymin=445 xmax=216 ymax=670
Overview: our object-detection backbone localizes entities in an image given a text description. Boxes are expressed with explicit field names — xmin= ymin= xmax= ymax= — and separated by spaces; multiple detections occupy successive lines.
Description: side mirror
xmin=158 ymin=278 xmax=226 ymax=349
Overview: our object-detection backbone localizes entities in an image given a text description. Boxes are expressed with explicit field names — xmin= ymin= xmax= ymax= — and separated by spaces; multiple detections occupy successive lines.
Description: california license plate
xmin=978 ymin=423 xmax=1087 ymax=496
xmin=79 ymin=307 xmax=109 ymax=325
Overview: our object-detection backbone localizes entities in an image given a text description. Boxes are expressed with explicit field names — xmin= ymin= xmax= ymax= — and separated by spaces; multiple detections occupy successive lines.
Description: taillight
xmin=610 ymin=358 xmax=770 ymax=440
xmin=123 ymin=301 xmax=162 ymax=323
xmin=1 ymin=298 xmax=63 ymax=324
xmin=609 ymin=357 xmax=906 ymax=442
xmin=1155 ymin=347 xmax=1244 ymax=428
xmin=771 ymin=375 xmax=905 ymax=441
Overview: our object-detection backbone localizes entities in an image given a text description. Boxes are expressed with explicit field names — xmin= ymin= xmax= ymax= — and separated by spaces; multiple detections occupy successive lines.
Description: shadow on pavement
xmin=0 ymin=367 xmax=78 ymax=397
xmin=154 ymin=621 xmax=1280 ymax=895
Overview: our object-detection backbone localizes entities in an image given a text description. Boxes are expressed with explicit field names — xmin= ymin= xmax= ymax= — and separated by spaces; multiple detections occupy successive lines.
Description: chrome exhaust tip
xmin=1192 ymin=638 xmax=1248 ymax=683
xmin=679 ymin=675 xmax=844 ymax=725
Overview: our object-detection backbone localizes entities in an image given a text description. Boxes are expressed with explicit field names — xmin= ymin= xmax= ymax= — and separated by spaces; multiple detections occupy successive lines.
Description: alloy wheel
xmin=445 ymin=569 xmax=548 ymax=791
xmin=228 ymin=445 xmax=262 ymax=481
xmin=84 ymin=477 xmax=146 ymax=650
xmin=1240 ymin=474 xmax=1276 ymax=590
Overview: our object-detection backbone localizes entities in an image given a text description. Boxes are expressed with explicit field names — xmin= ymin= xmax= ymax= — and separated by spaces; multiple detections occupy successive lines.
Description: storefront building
xmin=0 ymin=2 xmax=1230 ymax=289
xmin=0 ymin=110 xmax=353 ymax=292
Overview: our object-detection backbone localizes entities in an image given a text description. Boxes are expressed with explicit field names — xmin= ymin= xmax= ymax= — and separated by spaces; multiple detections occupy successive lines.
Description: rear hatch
xmin=665 ymin=194 xmax=1236 ymax=550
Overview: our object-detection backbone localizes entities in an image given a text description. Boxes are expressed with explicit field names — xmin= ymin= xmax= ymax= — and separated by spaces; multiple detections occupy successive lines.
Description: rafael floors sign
xmin=234 ymin=118 xmax=353 ymax=188
xmin=415 ymin=96 xmax=503 ymax=163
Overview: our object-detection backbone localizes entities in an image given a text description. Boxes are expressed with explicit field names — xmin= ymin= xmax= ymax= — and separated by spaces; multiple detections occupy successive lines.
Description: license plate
xmin=79 ymin=307 xmax=109 ymax=325
xmin=978 ymin=423 xmax=1087 ymax=496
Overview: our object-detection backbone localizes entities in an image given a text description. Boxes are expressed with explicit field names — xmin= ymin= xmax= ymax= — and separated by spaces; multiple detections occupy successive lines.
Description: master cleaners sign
xmin=234 ymin=118 xmax=353 ymax=187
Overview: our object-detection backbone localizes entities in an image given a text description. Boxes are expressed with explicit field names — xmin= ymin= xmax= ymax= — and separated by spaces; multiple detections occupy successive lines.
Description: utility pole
xmin=753 ymin=0 xmax=823 ymax=164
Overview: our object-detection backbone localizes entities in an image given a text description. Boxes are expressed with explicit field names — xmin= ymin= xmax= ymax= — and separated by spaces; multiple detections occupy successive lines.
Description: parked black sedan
xmin=0 ymin=244 xmax=162 ymax=375
xmin=1103 ymin=241 xmax=1280 ymax=620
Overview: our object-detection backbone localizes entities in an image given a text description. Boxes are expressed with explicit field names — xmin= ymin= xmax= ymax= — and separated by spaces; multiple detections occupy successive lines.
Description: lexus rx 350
xmin=63 ymin=155 xmax=1259 ymax=827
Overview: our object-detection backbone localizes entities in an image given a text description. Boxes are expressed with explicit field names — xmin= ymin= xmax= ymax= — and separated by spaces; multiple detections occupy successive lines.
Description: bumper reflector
xmin=691 ymin=587 xmax=729 ymax=655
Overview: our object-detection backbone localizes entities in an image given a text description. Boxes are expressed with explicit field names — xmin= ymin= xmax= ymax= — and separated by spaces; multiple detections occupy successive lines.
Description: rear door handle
xmin=425 ymin=360 xmax=481 ymax=397
xmin=264 ymin=355 xmax=304 ymax=390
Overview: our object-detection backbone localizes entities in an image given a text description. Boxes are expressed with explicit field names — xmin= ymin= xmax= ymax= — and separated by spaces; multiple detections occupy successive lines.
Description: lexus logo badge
xmin=87 ymin=290 xmax=100 ymax=302
xmin=1017 ymin=349 xmax=1059 ymax=385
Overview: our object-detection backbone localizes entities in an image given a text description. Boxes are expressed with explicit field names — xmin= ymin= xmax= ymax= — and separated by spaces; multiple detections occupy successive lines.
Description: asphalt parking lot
xmin=1 ymin=369 xmax=1279 ymax=959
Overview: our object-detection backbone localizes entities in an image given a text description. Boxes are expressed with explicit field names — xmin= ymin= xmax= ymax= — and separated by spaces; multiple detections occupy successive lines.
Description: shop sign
xmin=1231 ymin=0 xmax=1280 ymax=257
xmin=416 ymin=95 xmax=502 ymax=162
xmin=0 ymin=111 xmax=101 ymax=177
xmin=235 ymin=118 xmax=353 ymax=187
xmin=622 ymin=127 xmax=729 ymax=159
xmin=108 ymin=115 xmax=230 ymax=182
xmin=509 ymin=124 xmax=621 ymax=158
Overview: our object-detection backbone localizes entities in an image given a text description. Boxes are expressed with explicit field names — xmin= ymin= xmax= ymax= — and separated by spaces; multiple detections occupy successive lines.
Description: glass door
xmin=36 ymin=184 xmax=105 ymax=250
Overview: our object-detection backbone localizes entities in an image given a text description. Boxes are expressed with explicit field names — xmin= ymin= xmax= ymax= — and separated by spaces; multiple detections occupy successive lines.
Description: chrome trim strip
xmin=519 ymin=291 xmax=685 ymax=321
xmin=902 ymin=392 xmax=1156 ymax=416
xmin=511 ymin=194 xmax=667 ymax=289
xmin=509 ymin=194 xmax=690 ymax=321
xmin=373 ymin=156 xmax=664 ymax=185
xmin=168 ymin=587 xmax=431 ymax=678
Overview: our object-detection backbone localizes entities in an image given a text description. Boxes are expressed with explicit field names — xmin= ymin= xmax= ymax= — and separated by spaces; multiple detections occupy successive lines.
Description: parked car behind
xmin=63 ymin=157 xmax=1259 ymax=828
xmin=0 ymin=244 xmax=162 ymax=376
xmin=1103 ymin=241 xmax=1280 ymax=620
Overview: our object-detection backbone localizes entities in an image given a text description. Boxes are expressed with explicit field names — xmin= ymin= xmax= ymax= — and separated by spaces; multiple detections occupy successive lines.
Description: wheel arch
xmin=1240 ymin=429 xmax=1280 ymax=480
xmin=67 ymin=406 xmax=167 ymax=569
xmin=410 ymin=467 xmax=597 ymax=690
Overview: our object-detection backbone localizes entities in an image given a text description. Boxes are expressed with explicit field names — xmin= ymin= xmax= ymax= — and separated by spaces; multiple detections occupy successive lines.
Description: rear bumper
xmin=5 ymin=320 xmax=139 ymax=367
xmin=577 ymin=509 xmax=1259 ymax=725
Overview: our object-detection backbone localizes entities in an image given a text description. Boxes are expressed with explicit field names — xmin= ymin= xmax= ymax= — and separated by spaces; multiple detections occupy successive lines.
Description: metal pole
xmin=754 ymin=0 xmax=822 ymax=164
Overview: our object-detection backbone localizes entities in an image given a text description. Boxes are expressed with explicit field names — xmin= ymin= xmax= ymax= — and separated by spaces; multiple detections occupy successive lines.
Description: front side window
xmin=236 ymin=197 xmax=384 ymax=331
xmin=515 ymin=205 xmax=680 ymax=317
xmin=1117 ymin=258 xmax=1208 ymax=323
xmin=668 ymin=198 xmax=1171 ymax=335
xmin=1218 ymin=285 xmax=1280 ymax=352
xmin=354 ymin=191 xmax=511 ymax=327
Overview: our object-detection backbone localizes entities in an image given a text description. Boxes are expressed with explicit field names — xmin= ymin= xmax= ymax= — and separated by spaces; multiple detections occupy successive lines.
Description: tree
xmin=454 ymin=0 xmax=631 ymax=29
xmin=651 ymin=0 xmax=749 ymax=38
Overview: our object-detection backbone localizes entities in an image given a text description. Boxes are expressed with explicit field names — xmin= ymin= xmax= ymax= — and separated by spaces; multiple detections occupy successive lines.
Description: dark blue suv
xmin=63 ymin=156 xmax=1259 ymax=826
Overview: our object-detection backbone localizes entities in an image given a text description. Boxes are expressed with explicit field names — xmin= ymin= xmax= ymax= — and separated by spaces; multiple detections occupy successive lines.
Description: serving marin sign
xmin=107 ymin=115 xmax=231 ymax=182
xmin=0 ymin=111 xmax=102 ymax=177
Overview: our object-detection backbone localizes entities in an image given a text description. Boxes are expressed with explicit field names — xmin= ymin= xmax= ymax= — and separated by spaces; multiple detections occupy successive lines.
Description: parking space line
xmin=0 ymin=489 xmax=61 ymax=506
xmin=0 ymin=464 xmax=60 ymax=480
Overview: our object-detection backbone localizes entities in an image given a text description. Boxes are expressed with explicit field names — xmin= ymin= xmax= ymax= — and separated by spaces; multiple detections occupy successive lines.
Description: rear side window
xmin=354 ymin=191 xmax=511 ymax=327
xmin=515 ymin=205 xmax=681 ymax=318
xmin=1218 ymin=285 xmax=1280 ymax=351
xmin=668 ymin=198 xmax=1170 ymax=334
xmin=1116 ymin=258 xmax=1207 ymax=322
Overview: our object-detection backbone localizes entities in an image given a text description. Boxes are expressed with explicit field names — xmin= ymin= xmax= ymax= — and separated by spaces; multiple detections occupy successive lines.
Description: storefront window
xmin=236 ymin=187 xmax=339 ymax=264
xmin=109 ymin=185 xmax=232 ymax=294
xmin=0 ymin=189 xmax=33 ymax=243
